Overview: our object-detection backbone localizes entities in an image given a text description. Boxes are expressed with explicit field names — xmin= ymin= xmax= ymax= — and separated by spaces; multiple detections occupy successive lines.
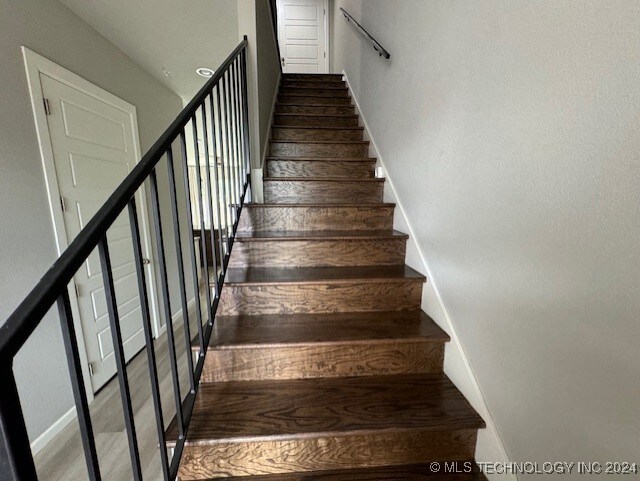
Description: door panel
xmin=277 ymin=0 xmax=327 ymax=73
xmin=40 ymin=73 xmax=153 ymax=391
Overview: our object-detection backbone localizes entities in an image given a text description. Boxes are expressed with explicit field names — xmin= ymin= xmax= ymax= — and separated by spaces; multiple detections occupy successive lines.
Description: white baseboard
xmin=30 ymin=406 xmax=76 ymax=455
xmin=342 ymin=70 xmax=516 ymax=481
xmin=30 ymin=296 xmax=197 ymax=455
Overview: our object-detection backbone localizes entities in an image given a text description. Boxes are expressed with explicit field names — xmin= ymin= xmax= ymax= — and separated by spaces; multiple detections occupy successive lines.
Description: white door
xmin=40 ymin=73 xmax=156 ymax=392
xmin=277 ymin=0 xmax=328 ymax=73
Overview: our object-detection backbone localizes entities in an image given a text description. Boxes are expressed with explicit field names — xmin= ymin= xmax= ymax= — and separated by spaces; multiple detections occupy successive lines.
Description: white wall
xmin=331 ymin=0 xmax=640 ymax=476
xmin=0 ymin=0 xmax=183 ymax=442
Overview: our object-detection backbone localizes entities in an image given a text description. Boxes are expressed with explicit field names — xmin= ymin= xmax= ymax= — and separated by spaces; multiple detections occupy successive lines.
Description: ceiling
xmin=59 ymin=0 xmax=239 ymax=101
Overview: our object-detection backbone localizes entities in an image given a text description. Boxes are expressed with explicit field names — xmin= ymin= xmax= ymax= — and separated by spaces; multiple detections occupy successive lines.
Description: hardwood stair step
xmin=166 ymin=374 xmax=485 ymax=478
xmin=270 ymin=140 xmax=370 ymax=158
xmin=217 ymin=265 xmax=425 ymax=315
xmin=215 ymin=464 xmax=487 ymax=481
xmin=267 ymin=158 xmax=376 ymax=178
xmin=229 ymin=230 xmax=408 ymax=268
xmin=283 ymin=73 xmax=344 ymax=81
xmin=276 ymin=104 xmax=355 ymax=115
xmin=280 ymin=87 xmax=350 ymax=97
xmin=278 ymin=95 xmax=353 ymax=105
xmin=272 ymin=126 xmax=364 ymax=141
xmin=282 ymin=80 xmax=347 ymax=89
xmin=274 ymin=113 xmax=359 ymax=127
xmin=237 ymin=203 xmax=396 ymax=233
xmin=197 ymin=310 xmax=448 ymax=382
xmin=263 ymin=177 xmax=384 ymax=204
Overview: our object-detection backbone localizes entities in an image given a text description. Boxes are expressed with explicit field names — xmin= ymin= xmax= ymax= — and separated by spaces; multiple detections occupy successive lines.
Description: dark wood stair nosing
xmin=218 ymin=266 xmax=426 ymax=287
xmin=263 ymin=177 xmax=384 ymax=182
xmin=270 ymin=140 xmax=369 ymax=144
xmin=272 ymin=125 xmax=364 ymax=131
xmin=235 ymin=230 xmax=408 ymax=242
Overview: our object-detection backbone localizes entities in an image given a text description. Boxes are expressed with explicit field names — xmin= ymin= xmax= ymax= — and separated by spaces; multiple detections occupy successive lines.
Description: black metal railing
xmin=0 ymin=37 xmax=251 ymax=480
xmin=340 ymin=8 xmax=391 ymax=59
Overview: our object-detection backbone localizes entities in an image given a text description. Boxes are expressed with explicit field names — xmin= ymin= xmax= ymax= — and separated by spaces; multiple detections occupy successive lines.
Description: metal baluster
xmin=97 ymin=237 xmax=142 ymax=481
xmin=223 ymin=71 xmax=238 ymax=225
xmin=208 ymin=91 xmax=227 ymax=277
xmin=200 ymin=98 xmax=221 ymax=305
xmin=191 ymin=115 xmax=215 ymax=322
xmin=235 ymin=57 xmax=247 ymax=190
xmin=0 ymin=367 xmax=39 ymax=481
xmin=231 ymin=60 xmax=243 ymax=210
xmin=166 ymin=147 xmax=196 ymax=392
xmin=57 ymin=291 xmax=102 ymax=481
xmin=240 ymin=44 xmax=252 ymax=197
xmin=178 ymin=131 xmax=206 ymax=357
xmin=148 ymin=169 xmax=185 ymax=437
xmin=216 ymin=81 xmax=232 ymax=248
xmin=127 ymin=199 xmax=170 ymax=480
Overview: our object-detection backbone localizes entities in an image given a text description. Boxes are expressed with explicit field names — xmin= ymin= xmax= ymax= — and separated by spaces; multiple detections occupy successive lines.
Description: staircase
xmin=165 ymin=74 xmax=486 ymax=480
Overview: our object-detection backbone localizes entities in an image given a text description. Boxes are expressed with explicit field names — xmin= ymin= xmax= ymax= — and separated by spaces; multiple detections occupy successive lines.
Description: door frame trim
xmin=21 ymin=47 xmax=161 ymax=400
xmin=276 ymin=0 xmax=330 ymax=73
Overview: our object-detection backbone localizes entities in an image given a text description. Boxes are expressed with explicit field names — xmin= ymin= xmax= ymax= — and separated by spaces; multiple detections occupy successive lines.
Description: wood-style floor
xmin=33 ymin=302 xmax=200 ymax=480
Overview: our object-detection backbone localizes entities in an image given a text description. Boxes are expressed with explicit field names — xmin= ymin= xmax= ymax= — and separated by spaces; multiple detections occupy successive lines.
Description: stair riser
xmin=177 ymin=429 xmax=477 ymax=479
xmin=218 ymin=281 xmax=423 ymax=315
xmin=228 ymin=238 xmax=406 ymax=268
xmin=282 ymin=80 xmax=346 ymax=89
xmin=276 ymin=104 xmax=355 ymax=115
xmin=272 ymin=128 xmax=363 ymax=141
xmin=264 ymin=180 xmax=383 ymax=204
xmin=279 ymin=95 xmax=352 ymax=105
xmin=270 ymin=142 xmax=369 ymax=158
xmin=274 ymin=114 xmax=359 ymax=128
xmin=280 ymin=88 xmax=349 ymax=97
xmin=202 ymin=343 xmax=444 ymax=382
xmin=237 ymin=206 xmax=395 ymax=233
xmin=267 ymin=160 xmax=375 ymax=178
xmin=284 ymin=73 xmax=344 ymax=81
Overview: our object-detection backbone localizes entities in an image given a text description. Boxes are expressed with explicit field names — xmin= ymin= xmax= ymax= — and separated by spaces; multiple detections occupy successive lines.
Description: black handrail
xmin=340 ymin=8 xmax=391 ymax=59
xmin=0 ymin=37 xmax=252 ymax=481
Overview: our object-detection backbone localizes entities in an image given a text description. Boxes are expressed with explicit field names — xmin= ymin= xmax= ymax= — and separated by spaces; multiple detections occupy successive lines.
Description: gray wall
xmin=331 ymin=0 xmax=640 ymax=474
xmin=0 ymin=0 xmax=183 ymax=441
xmin=255 ymin=0 xmax=282 ymax=166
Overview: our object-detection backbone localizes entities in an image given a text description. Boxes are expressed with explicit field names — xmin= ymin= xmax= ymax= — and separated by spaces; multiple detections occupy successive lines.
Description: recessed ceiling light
xmin=196 ymin=67 xmax=215 ymax=78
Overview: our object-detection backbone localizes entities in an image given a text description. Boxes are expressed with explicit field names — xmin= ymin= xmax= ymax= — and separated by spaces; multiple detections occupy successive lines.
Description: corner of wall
xmin=342 ymin=69 xmax=516 ymax=481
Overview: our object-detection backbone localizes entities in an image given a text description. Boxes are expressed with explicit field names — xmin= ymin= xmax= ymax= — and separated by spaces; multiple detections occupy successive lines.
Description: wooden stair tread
xmin=165 ymin=374 xmax=485 ymax=445
xmin=276 ymin=103 xmax=354 ymax=108
xmin=270 ymin=140 xmax=369 ymax=144
xmin=205 ymin=311 xmax=449 ymax=348
xmin=263 ymin=177 xmax=383 ymax=182
xmin=273 ymin=125 xmax=363 ymax=131
xmin=235 ymin=230 xmax=407 ymax=241
xmin=275 ymin=113 xmax=357 ymax=118
xmin=244 ymin=202 xmax=395 ymax=207
xmin=215 ymin=465 xmax=487 ymax=481
xmin=267 ymin=157 xmax=376 ymax=162
xmin=218 ymin=265 xmax=426 ymax=286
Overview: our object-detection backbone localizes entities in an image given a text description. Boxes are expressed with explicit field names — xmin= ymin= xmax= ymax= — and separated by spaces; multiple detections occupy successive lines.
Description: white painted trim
xmin=342 ymin=69 xmax=515 ymax=480
xmin=323 ymin=0 xmax=330 ymax=73
xmin=30 ymin=406 xmax=76 ymax=455
xmin=21 ymin=47 xmax=162 ymax=401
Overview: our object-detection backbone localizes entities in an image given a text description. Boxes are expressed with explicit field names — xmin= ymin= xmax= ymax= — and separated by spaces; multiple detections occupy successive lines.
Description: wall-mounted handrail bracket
xmin=340 ymin=8 xmax=390 ymax=60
